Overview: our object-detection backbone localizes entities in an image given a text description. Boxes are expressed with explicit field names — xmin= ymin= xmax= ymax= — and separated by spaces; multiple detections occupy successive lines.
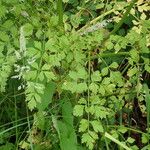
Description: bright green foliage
xmin=0 ymin=55 xmax=16 ymax=92
xmin=91 ymin=120 xmax=104 ymax=133
xmin=0 ymin=0 xmax=150 ymax=150
xmin=127 ymin=137 xmax=135 ymax=144
xmin=53 ymin=99 xmax=80 ymax=150
xmin=118 ymin=126 xmax=128 ymax=134
xmin=79 ymin=119 xmax=89 ymax=132
xmin=36 ymin=81 xmax=56 ymax=111
xmin=82 ymin=131 xmax=98 ymax=150
xmin=73 ymin=105 xmax=84 ymax=117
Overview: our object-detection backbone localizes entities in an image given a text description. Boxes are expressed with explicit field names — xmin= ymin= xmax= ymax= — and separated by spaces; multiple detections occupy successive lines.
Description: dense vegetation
xmin=0 ymin=0 xmax=150 ymax=149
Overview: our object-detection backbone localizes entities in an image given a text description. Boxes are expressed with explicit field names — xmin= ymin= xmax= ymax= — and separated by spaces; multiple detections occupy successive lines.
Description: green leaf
xmin=130 ymin=145 xmax=139 ymax=150
xmin=141 ymin=134 xmax=149 ymax=144
xmin=141 ymin=145 xmax=150 ymax=150
xmin=89 ymin=83 xmax=99 ymax=94
xmin=31 ymin=62 xmax=39 ymax=70
xmin=69 ymin=71 xmax=78 ymax=80
xmin=62 ymin=99 xmax=74 ymax=126
xmin=79 ymin=119 xmax=88 ymax=132
xmin=77 ymin=68 xmax=88 ymax=79
xmin=129 ymin=49 xmax=139 ymax=63
xmin=37 ymin=81 xmax=56 ymax=111
xmin=102 ymin=77 xmax=110 ymax=85
xmin=53 ymin=98 xmax=78 ymax=150
xmin=34 ymin=93 xmax=41 ymax=103
xmin=59 ymin=35 xmax=70 ymax=47
xmin=35 ymin=30 xmax=43 ymax=39
xmin=94 ymin=106 xmax=109 ymax=119
xmin=2 ymin=20 xmax=14 ymax=29
xmin=57 ymin=121 xmax=77 ymax=150
xmin=34 ymin=41 xmax=41 ymax=49
xmin=62 ymin=81 xmax=77 ymax=93
xmin=73 ymin=105 xmax=84 ymax=117
xmin=110 ymin=71 xmax=123 ymax=87
xmin=98 ymin=85 xmax=105 ymax=96
xmin=127 ymin=67 xmax=138 ymax=77
xmin=82 ymin=132 xmax=94 ymax=150
xmin=76 ymin=83 xmax=87 ymax=93
xmin=91 ymin=120 xmax=104 ymax=133
xmin=118 ymin=126 xmax=128 ymax=134
xmin=42 ymin=64 xmax=51 ymax=70
xmin=44 ymin=71 xmax=56 ymax=81
xmin=96 ymin=3 xmax=105 ymax=9
xmin=87 ymin=106 xmax=95 ymax=115
xmin=110 ymin=62 xmax=119 ymax=69
xmin=0 ymin=32 xmax=9 ymax=42
xmin=70 ymin=15 xmax=81 ymax=28
xmin=38 ymin=72 xmax=45 ymax=81
xmin=0 ymin=5 xmax=6 ymax=17
xmin=34 ymin=111 xmax=45 ymax=130
xmin=91 ymin=71 xmax=102 ymax=82
xmin=28 ymin=97 xmax=37 ymax=111
xmin=101 ymin=67 xmax=109 ymax=77
xmin=82 ymin=131 xmax=98 ymax=150
xmin=111 ymin=130 xmax=119 ymax=139
xmin=106 ymin=84 xmax=116 ymax=93
xmin=105 ymin=132 xmax=132 ymax=150
xmin=74 ymin=51 xmax=85 ymax=62
xmin=126 ymin=137 xmax=135 ymax=144
xmin=78 ymin=98 xmax=87 ymax=104
xmin=24 ymin=70 xmax=37 ymax=80
xmin=145 ymin=64 xmax=150 ymax=73
xmin=114 ymin=43 xmax=121 ymax=53
xmin=106 ymin=41 xmax=114 ymax=50
xmin=24 ymin=23 xmax=33 ymax=36
xmin=88 ymin=131 xmax=98 ymax=140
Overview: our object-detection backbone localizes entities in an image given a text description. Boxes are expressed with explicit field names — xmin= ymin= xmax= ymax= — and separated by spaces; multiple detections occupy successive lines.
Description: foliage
xmin=0 ymin=0 xmax=150 ymax=150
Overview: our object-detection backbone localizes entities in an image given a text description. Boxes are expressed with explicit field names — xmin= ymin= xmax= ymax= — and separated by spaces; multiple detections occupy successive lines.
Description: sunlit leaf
xmin=79 ymin=119 xmax=88 ymax=132
xmin=73 ymin=105 xmax=84 ymax=117
xmin=91 ymin=120 xmax=104 ymax=133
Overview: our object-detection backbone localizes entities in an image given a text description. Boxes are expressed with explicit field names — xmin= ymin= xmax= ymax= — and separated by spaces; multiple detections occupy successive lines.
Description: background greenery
xmin=0 ymin=0 xmax=150 ymax=149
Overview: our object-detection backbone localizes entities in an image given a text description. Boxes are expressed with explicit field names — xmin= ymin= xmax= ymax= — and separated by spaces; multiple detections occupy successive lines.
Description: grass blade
xmin=104 ymin=132 xmax=132 ymax=150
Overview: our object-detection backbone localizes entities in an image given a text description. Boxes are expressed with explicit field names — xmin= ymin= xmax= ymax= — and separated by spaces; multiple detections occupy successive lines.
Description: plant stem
xmin=57 ymin=0 xmax=64 ymax=27
xmin=110 ymin=0 xmax=138 ymax=35
xmin=89 ymin=52 xmax=130 ymax=61
xmin=35 ymin=33 xmax=46 ymax=82
xmin=87 ymin=51 xmax=91 ymax=132
xmin=105 ymin=132 xmax=132 ymax=150
xmin=144 ymin=83 xmax=150 ymax=144
xmin=78 ymin=9 xmax=115 ymax=33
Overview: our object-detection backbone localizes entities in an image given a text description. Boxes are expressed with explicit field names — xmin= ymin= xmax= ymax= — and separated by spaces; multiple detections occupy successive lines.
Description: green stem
xmin=109 ymin=125 xmax=148 ymax=135
xmin=89 ymin=52 xmax=130 ymax=61
xmin=87 ymin=51 xmax=91 ymax=131
xmin=121 ymin=63 xmax=130 ymax=75
xmin=143 ymin=83 xmax=150 ymax=144
xmin=0 ymin=122 xmax=29 ymax=136
xmin=88 ymin=51 xmax=148 ymax=61
xmin=78 ymin=9 xmax=115 ymax=33
xmin=57 ymin=0 xmax=64 ymax=27
xmin=35 ymin=33 xmax=46 ymax=82
xmin=110 ymin=0 xmax=138 ymax=35
xmin=105 ymin=132 xmax=132 ymax=150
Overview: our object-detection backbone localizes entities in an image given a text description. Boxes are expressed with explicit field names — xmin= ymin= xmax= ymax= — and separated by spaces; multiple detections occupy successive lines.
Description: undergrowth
xmin=0 ymin=0 xmax=150 ymax=150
